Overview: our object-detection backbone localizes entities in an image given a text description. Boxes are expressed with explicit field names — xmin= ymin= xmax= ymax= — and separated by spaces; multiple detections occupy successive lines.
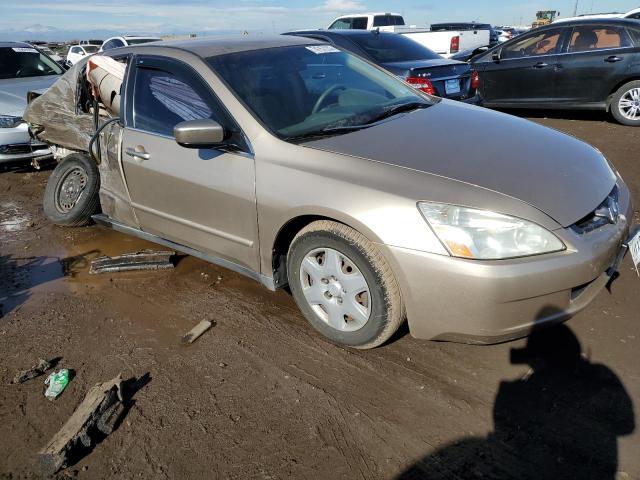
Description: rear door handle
xmin=125 ymin=147 xmax=150 ymax=161
xmin=533 ymin=62 xmax=548 ymax=69
xmin=605 ymin=56 xmax=623 ymax=63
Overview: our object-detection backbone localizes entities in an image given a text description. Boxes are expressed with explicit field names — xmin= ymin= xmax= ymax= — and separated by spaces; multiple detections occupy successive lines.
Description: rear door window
xmin=131 ymin=62 xmax=222 ymax=137
xmin=568 ymin=26 xmax=630 ymax=52
xmin=351 ymin=17 xmax=368 ymax=30
xmin=373 ymin=15 xmax=404 ymax=27
xmin=628 ymin=28 xmax=640 ymax=46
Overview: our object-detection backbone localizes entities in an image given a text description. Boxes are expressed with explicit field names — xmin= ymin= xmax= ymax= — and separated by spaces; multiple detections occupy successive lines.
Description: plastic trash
xmin=44 ymin=369 xmax=70 ymax=400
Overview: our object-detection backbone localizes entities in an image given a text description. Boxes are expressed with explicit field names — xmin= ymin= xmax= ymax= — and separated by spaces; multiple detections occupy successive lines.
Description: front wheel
xmin=610 ymin=81 xmax=640 ymax=126
xmin=43 ymin=153 xmax=100 ymax=227
xmin=287 ymin=220 xmax=405 ymax=349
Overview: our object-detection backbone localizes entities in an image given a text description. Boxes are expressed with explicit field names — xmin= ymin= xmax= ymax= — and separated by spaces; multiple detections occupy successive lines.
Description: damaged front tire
xmin=43 ymin=153 xmax=100 ymax=227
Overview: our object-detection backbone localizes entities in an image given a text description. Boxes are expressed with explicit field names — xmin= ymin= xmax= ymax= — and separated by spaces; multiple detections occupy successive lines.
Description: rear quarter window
xmin=628 ymin=28 xmax=640 ymax=46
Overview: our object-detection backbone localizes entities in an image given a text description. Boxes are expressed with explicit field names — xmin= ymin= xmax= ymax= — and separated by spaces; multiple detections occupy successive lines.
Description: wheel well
xmin=271 ymin=215 xmax=335 ymax=288
xmin=607 ymin=77 xmax=640 ymax=110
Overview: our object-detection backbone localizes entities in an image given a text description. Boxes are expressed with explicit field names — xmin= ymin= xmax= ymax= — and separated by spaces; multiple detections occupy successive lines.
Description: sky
xmin=0 ymin=0 xmax=638 ymax=41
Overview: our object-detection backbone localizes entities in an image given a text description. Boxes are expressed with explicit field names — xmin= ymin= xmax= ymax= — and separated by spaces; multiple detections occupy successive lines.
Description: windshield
xmin=83 ymin=45 xmax=99 ymax=53
xmin=0 ymin=46 xmax=63 ymax=79
xmin=349 ymin=33 xmax=441 ymax=62
xmin=207 ymin=45 xmax=433 ymax=139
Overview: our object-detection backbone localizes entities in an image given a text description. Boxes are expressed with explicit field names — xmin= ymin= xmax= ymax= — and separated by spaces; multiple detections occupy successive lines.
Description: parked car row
xmin=327 ymin=13 xmax=492 ymax=57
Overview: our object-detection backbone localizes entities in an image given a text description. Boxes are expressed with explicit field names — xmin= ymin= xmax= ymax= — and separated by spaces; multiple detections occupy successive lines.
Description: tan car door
xmin=121 ymin=55 xmax=259 ymax=272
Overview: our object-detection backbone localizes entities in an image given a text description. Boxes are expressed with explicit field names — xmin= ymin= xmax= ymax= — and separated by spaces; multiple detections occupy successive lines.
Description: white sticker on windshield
xmin=305 ymin=45 xmax=340 ymax=54
xmin=12 ymin=47 xmax=39 ymax=53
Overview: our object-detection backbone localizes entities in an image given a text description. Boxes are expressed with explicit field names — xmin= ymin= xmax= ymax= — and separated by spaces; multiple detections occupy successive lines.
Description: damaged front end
xmin=24 ymin=55 xmax=140 ymax=228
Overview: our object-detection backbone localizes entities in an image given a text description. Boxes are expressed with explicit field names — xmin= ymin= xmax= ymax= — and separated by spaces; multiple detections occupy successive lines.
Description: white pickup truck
xmin=327 ymin=13 xmax=491 ymax=58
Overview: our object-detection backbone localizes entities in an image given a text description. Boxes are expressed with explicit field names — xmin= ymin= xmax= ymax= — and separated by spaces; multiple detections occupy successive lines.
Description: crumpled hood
xmin=0 ymin=76 xmax=59 ymax=117
xmin=303 ymin=100 xmax=617 ymax=227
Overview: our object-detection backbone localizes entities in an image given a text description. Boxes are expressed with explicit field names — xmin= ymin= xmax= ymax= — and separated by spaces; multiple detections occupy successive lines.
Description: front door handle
xmin=533 ymin=62 xmax=549 ymax=69
xmin=125 ymin=147 xmax=150 ymax=161
xmin=605 ymin=55 xmax=623 ymax=63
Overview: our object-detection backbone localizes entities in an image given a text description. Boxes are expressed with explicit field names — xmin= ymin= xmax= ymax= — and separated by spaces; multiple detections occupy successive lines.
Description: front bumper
xmin=0 ymin=123 xmax=52 ymax=164
xmin=379 ymin=187 xmax=634 ymax=344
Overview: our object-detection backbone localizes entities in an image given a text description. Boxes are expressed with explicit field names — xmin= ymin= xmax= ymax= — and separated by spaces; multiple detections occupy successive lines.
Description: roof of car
xmin=0 ymin=41 xmax=33 ymax=48
xmin=333 ymin=12 xmax=402 ymax=17
xmin=132 ymin=34 xmax=322 ymax=58
xmin=289 ymin=29 xmax=393 ymax=37
xmin=542 ymin=17 xmax=640 ymax=28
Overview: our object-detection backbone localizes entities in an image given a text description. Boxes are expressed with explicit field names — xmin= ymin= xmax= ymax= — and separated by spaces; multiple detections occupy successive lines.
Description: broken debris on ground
xmin=12 ymin=358 xmax=53 ymax=384
xmin=181 ymin=320 xmax=214 ymax=345
xmin=37 ymin=374 xmax=125 ymax=476
xmin=89 ymin=250 xmax=175 ymax=274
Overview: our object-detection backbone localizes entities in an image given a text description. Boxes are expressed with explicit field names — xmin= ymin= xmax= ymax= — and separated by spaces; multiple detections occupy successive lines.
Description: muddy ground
xmin=1 ymin=112 xmax=639 ymax=479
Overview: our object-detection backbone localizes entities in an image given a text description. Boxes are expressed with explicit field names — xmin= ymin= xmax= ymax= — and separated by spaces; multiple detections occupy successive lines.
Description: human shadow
xmin=0 ymin=255 xmax=63 ymax=318
xmin=0 ymin=250 xmax=103 ymax=317
xmin=397 ymin=317 xmax=635 ymax=479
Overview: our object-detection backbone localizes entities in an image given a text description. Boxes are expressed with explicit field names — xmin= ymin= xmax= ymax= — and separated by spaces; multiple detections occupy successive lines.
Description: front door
xmin=554 ymin=24 xmax=637 ymax=105
xmin=121 ymin=55 xmax=259 ymax=271
xmin=478 ymin=27 xmax=566 ymax=106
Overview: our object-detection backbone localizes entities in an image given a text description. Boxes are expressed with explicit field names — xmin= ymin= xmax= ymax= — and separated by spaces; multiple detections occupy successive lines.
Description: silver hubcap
xmin=619 ymin=88 xmax=640 ymax=120
xmin=299 ymin=247 xmax=371 ymax=332
xmin=56 ymin=167 xmax=87 ymax=213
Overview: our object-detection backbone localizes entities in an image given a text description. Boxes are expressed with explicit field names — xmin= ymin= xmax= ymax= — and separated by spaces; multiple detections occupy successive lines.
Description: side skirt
xmin=92 ymin=214 xmax=277 ymax=291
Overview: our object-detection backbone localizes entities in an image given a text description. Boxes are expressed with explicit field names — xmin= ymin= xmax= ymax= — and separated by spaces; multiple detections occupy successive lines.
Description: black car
xmin=285 ymin=30 xmax=480 ymax=103
xmin=472 ymin=18 xmax=640 ymax=126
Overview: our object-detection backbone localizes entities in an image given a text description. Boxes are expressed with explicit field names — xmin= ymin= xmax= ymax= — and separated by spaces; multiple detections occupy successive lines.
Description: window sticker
xmin=305 ymin=45 xmax=341 ymax=54
xmin=12 ymin=47 xmax=39 ymax=53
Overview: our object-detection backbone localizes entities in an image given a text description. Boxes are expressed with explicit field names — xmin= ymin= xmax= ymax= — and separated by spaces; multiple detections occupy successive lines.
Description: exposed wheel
xmin=43 ymin=153 xmax=100 ymax=226
xmin=287 ymin=220 xmax=405 ymax=349
xmin=611 ymin=81 xmax=640 ymax=126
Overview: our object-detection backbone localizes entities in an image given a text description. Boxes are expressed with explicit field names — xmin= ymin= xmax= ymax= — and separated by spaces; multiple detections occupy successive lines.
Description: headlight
xmin=0 ymin=115 xmax=23 ymax=128
xmin=418 ymin=202 xmax=565 ymax=260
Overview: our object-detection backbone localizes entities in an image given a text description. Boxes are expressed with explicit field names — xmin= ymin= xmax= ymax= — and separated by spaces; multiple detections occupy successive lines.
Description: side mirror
xmin=492 ymin=49 xmax=501 ymax=62
xmin=174 ymin=119 xmax=225 ymax=148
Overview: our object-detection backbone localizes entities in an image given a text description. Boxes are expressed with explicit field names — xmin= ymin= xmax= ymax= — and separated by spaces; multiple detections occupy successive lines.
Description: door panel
xmin=121 ymin=56 xmax=259 ymax=271
xmin=480 ymin=55 xmax=559 ymax=104
xmin=554 ymin=25 xmax=636 ymax=104
xmin=478 ymin=27 xmax=566 ymax=105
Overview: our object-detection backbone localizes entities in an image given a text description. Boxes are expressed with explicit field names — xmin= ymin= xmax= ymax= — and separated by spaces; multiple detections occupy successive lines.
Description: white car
xmin=66 ymin=44 xmax=99 ymax=65
xmin=99 ymin=36 xmax=161 ymax=52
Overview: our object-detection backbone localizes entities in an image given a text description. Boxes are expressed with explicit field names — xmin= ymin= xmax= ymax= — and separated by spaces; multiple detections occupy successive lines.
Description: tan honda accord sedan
xmin=34 ymin=35 xmax=637 ymax=348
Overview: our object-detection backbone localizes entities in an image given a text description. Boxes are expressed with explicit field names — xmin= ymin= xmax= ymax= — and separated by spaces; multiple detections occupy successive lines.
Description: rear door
xmin=554 ymin=24 xmax=636 ymax=105
xmin=121 ymin=55 xmax=259 ymax=271
xmin=476 ymin=27 xmax=567 ymax=106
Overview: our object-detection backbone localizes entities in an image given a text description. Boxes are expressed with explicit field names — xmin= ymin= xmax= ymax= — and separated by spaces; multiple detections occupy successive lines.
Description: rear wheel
xmin=610 ymin=81 xmax=640 ymax=126
xmin=287 ymin=220 xmax=404 ymax=349
xmin=43 ymin=153 xmax=100 ymax=226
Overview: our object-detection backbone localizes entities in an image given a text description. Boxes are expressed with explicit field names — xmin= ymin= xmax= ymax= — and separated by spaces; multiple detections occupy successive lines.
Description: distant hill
xmin=0 ymin=24 xmax=259 ymax=42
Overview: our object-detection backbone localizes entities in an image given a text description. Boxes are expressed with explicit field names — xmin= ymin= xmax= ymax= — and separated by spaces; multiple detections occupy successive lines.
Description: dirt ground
xmin=1 ymin=112 xmax=639 ymax=479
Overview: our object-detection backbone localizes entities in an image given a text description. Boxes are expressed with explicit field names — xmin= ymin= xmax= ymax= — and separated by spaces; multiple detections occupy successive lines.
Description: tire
xmin=610 ymin=81 xmax=640 ymax=126
xmin=287 ymin=220 xmax=405 ymax=349
xmin=43 ymin=153 xmax=100 ymax=227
